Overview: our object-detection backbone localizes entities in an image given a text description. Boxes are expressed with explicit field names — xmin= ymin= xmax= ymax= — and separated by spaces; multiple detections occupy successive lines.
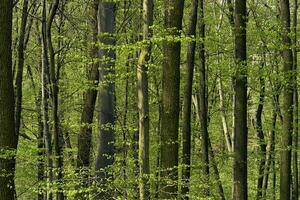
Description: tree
xmin=280 ymin=0 xmax=293 ymax=199
xmin=95 ymin=1 xmax=116 ymax=198
xmin=160 ymin=0 xmax=185 ymax=198
xmin=292 ymin=1 xmax=299 ymax=199
xmin=15 ymin=0 xmax=29 ymax=139
xmin=181 ymin=0 xmax=198 ymax=198
xmin=198 ymin=0 xmax=210 ymax=196
xmin=0 ymin=1 xmax=17 ymax=199
xmin=137 ymin=0 xmax=153 ymax=198
xmin=76 ymin=0 xmax=99 ymax=198
xmin=232 ymin=0 xmax=248 ymax=199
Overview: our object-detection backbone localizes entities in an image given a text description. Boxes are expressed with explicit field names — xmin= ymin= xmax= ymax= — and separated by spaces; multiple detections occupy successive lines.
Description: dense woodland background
xmin=0 ymin=0 xmax=299 ymax=199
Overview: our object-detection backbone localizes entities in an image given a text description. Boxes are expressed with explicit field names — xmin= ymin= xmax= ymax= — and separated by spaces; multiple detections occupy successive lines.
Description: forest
xmin=0 ymin=0 xmax=299 ymax=199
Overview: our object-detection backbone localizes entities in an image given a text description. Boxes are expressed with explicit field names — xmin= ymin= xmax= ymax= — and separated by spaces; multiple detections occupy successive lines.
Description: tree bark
xmin=160 ymin=0 xmax=184 ymax=198
xmin=181 ymin=0 xmax=198 ymax=199
xmin=76 ymin=1 xmax=99 ymax=198
xmin=15 ymin=0 xmax=29 ymax=139
xmin=137 ymin=0 xmax=153 ymax=198
xmin=256 ymin=61 xmax=266 ymax=200
xmin=198 ymin=0 xmax=210 ymax=196
xmin=280 ymin=0 xmax=293 ymax=199
xmin=46 ymin=1 xmax=64 ymax=199
xmin=0 ymin=1 xmax=18 ymax=199
xmin=232 ymin=0 xmax=248 ymax=199
xmin=95 ymin=1 xmax=116 ymax=199
xmin=41 ymin=0 xmax=53 ymax=198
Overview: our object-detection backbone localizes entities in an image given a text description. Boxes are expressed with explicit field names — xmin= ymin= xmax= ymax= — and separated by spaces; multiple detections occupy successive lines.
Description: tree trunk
xmin=15 ymin=0 xmax=29 ymax=139
xmin=181 ymin=0 xmax=198 ymax=199
xmin=198 ymin=0 xmax=210 ymax=196
xmin=262 ymin=102 xmax=277 ymax=199
xmin=95 ymin=1 xmax=116 ymax=199
xmin=193 ymin=96 xmax=226 ymax=200
xmin=280 ymin=0 xmax=293 ymax=199
xmin=46 ymin=1 xmax=64 ymax=199
xmin=160 ymin=0 xmax=184 ymax=198
xmin=137 ymin=0 xmax=153 ymax=198
xmin=0 ymin=1 xmax=18 ymax=199
xmin=232 ymin=0 xmax=248 ymax=199
xmin=292 ymin=1 xmax=299 ymax=199
xmin=256 ymin=61 xmax=266 ymax=200
xmin=41 ymin=0 xmax=53 ymax=199
xmin=76 ymin=1 xmax=99 ymax=198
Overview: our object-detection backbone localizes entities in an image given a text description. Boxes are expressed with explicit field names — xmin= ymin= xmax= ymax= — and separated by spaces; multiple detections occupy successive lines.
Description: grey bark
xmin=137 ymin=0 xmax=153 ymax=198
xmin=95 ymin=1 xmax=116 ymax=199
xmin=159 ymin=0 xmax=185 ymax=198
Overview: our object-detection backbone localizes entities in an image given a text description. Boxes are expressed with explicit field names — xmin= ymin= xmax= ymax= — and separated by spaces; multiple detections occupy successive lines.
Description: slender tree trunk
xmin=137 ymin=0 xmax=153 ymax=198
xmin=232 ymin=0 xmax=248 ymax=199
xmin=280 ymin=0 xmax=293 ymax=199
xmin=262 ymin=103 xmax=277 ymax=199
xmin=198 ymin=0 xmax=210 ymax=196
xmin=76 ymin=1 xmax=99 ymax=198
xmin=41 ymin=0 xmax=53 ymax=199
xmin=0 ymin=1 xmax=18 ymax=199
xmin=193 ymin=96 xmax=226 ymax=200
xmin=160 ymin=0 xmax=184 ymax=198
xmin=181 ymin=0 xmax=198 ymax=199
xmin=256 ymin=60 xmax=266 ymax=200
xmin=15 ymin=0 xmax=29 ymax=138
xmin=154 ymin=76 xmax=161 ymax=199
xmin=218 ymin=77 xmax=232 ymax=152
xmin=95 ymin=1 xmax=116 ymax=199
xmin=46 ymin=1 xmax=64 ymax=199
xmin=208 ymin=138 xmax=226 ymax=200
xmin=292 ymin=1 xmax=299 ymax=199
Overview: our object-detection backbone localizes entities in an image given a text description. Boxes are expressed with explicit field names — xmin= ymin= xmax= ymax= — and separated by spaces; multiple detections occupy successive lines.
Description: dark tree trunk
xmin=159 ymin=0 xmax=184 ymax=198
xmin=280 ymin=0 xmax=293 ymax=199
xmin=46 ymin=1 xmax=64 ymax=199
xmin=95 ymin=1 xmax=116 ymax=199
xmin=76 ymin=1 xmax=99 ymax=198
xmin=198 ymin=0 xmax=210 ymax=196
xmin=0 ymin=1 xmax=18 ymax=199
xmin=232 ymin=0 xmax=248 ymax=199
xmin=15 ymin=0 xmax=29 ymax=138
xmin=41 ymin=0 xmax=53 ymax=198
xmin=181 ymin=0 xmax=198 ymax=199
xmin=256 ymin=61 xmax=266 ymax=200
